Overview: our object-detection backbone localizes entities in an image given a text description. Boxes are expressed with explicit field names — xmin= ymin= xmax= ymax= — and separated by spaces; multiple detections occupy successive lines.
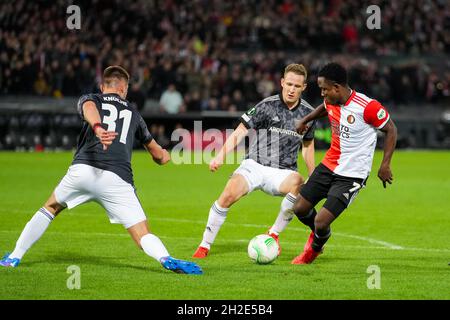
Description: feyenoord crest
xmin=377 ymin=109 xmax=386 ymax=120
xmin=347 ymin=114 xmax=355 ymax=124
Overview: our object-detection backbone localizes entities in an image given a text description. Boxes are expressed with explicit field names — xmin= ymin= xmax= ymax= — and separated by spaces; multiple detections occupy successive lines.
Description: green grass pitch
xmin=0 ymin=150 xmax=449 ymax=300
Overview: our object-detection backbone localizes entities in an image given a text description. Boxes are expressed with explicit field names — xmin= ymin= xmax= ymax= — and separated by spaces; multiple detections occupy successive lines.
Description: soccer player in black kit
xmin=0 ymin=66 xmax=202 ymax=274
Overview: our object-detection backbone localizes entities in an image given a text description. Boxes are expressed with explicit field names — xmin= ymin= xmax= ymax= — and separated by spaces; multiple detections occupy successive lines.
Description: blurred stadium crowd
xmin=1 ymin=0 xmax=449 ymax=113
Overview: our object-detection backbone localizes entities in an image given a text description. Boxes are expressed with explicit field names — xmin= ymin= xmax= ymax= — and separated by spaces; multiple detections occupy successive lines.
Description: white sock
xmin=200 ymin=201 xmax=229 ymax=249
xmin=9 ymin=208 xmax=55 ymax=260
xmin=269 ymin=193 xmax=296 ymax=235
xmin=140 ymin=233 xmax=170 ymax=263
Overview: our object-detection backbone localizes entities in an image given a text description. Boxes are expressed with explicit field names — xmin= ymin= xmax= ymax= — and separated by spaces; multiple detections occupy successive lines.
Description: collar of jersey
xmin=278 ymin=93 xmax=300 ymax=111
xmin=105 ymin=93 xmax=122 ymax=99
xmin=343 ymin=89 xmax=355 ymax=106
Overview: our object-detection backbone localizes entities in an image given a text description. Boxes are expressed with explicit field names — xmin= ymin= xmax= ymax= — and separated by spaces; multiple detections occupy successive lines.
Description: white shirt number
xmin=101 ymin=103 xmax=132 ymax=144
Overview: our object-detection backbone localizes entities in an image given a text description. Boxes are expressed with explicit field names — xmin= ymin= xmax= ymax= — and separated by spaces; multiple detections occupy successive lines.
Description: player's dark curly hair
xmin=318 ymin=62 xmax=348 ymax=85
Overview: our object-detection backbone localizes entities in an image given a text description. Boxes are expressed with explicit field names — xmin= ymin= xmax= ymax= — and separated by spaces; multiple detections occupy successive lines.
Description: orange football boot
xmin=192 ymin=246 xmax=209 ymax=258
xmin=291 ymin=246 xmax=321 ymax=264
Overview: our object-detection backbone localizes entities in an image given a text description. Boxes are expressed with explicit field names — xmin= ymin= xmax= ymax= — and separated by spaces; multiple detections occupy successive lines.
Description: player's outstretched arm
xmin=144 ymin=139 xmax=171 ymax=165
xmin=210 ymin=123 xmax=248 ymax=172
xmin=378 ymin=119 xmax=397 ymax=188
xmin=301 ymin=139 xmax=316 ymax=176
xmin=296 ymin=104 xmax=327 ymax=134
xmin=82 ymin=101 xmax=118 ymax=150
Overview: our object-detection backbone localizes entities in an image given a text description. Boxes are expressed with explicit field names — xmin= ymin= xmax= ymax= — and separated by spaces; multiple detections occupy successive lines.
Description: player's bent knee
xmin=314 ymin=208 xmax=337 ymax=231
xmin=219 ymin=178 xmax=247 ymax=207
xmin=44 ymin=192 xmax=66 ymax=216
xmin=218 ymin=192 xmax=239 ymax=208
xmin=293 ymin=196 xmax=311 ymax=217
xmin=314 ymin=218 xmax=330 ymax=232
xmin=292 ymin=173 xmax=304 ymax=187
xmin=293 ymin=204 xmax=304 ymax=216
xmin=280 ymin=172 xmax=304 ymax=195
xmin=43 ymin=202 xmax=65 ymax=216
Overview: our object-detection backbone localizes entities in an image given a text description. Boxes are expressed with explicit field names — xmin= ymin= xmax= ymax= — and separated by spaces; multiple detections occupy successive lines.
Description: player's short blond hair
xmin=103 ymin=66 xmax=130 ymax=86
xmin=284 ymin=64 xmax=307 ymax=81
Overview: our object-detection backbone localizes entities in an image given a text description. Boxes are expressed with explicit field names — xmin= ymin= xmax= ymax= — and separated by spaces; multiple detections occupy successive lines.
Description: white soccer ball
xmin=248 ymin=234 xmax=279 ymax=265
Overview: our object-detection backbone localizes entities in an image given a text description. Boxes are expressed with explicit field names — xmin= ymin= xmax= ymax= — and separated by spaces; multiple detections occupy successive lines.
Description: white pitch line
xmin=0 ymin=211 xmax=430 ymax=252
xmin=329 ymin=232 xmax=404 ymax=250
xmin=0 ymin=230 xmax=448 ymax=253
xmin=0 ymin=212 xmax=406 ymax=250
xmin=151 ymin=217 xmax=405 ymax=250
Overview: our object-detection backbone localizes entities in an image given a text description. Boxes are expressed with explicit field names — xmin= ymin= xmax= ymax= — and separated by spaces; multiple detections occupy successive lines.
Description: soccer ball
xmin=248 ymin=234 xmax=279 ymax=265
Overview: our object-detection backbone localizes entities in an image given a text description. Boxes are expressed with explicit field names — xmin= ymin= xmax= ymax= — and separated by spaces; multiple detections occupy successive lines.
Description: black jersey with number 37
xmin=72 ymin=93 xmax=153 ymax=186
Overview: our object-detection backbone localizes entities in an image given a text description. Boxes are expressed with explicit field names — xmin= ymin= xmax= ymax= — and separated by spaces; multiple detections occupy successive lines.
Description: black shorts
xmin=300 ymin=163 xmax=367 ymax=217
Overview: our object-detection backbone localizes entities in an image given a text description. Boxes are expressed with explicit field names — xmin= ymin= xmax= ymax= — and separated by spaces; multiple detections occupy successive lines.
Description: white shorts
xmin=54 ymin=164 xmax=146 ymax=229
xmin=233 ymin=159 xmax=297 ymax=196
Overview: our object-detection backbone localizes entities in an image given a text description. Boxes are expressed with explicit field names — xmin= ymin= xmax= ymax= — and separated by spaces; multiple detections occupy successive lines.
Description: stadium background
xmin=0 ymin=0 xmax=449 ymax=150
xmin=0 ymin=0 xmax=449 ymax=301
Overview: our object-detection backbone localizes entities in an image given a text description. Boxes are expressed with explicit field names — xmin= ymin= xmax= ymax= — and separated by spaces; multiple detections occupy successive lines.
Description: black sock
xmin=296 ymin=208 xmax=317 ymax=232
xmin=311 ymin=228 xmax=331 ymax=252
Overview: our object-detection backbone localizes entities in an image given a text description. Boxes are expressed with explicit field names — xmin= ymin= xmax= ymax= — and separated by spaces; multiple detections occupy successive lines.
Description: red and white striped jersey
xmin=322 ymin=90 xmax=390 ymax=179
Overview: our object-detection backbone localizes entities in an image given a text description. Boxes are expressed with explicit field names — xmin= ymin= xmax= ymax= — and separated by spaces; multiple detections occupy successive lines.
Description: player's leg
xmin=291 ymin=198 xmax=342 ymax=264
xmin=287 ymin=164 xmax=334 ymax=261
xmin=95 ymin=169 xmax=202 ymax=274
xmin=269 ymin=172 xmax=304 ymax=236
xmin=193 ymin=173 xmax=249 ymax=258
xmin=293 ymin=193 xmax=316 ymax=231
xmin=311 ymin=205 xmax=337 ymax=252
xmin=262 ymin=171 xmax=304 ymax=255
xmin=127 ymin=221 xmax=202 ymax=275
xmin=1 ymin=164 xmax=96 ymax=267
xmin=292 ymin=174 xmax=364 ymax=264
xmin=127 ymin=221 xmax=170 ymax=261
xmin=307 ymin=175 xmax=364 ymax=256
xmin=1 ymin=192 xmax=65 ymax=267
xmin=292 ymin=193 xmax=321 ymax=252
xmin=293 ymin=164 xmax=333 ymax=231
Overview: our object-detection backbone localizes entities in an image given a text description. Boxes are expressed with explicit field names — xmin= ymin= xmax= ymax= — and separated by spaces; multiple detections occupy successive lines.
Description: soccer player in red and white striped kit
xmin=292 ymin=62 xmax=397 ymax=264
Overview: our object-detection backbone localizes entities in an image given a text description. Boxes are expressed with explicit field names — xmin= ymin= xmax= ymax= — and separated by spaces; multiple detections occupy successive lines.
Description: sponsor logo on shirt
xmin=330 ymin=120 xmax=350 ymax=139
xmin=268 ymin=127 xmax=301 ymax=137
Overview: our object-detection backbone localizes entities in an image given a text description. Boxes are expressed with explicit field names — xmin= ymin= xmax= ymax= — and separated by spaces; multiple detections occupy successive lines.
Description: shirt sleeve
xmin=240 ymin=101 xmax=267 ymax=130
xmin=363 ymin=100 xmax=390 ymax=129
xmin=135 ymin=114 xmax=153 ymax=145
xmin=77 ymin=94 xmax=101 ymax=120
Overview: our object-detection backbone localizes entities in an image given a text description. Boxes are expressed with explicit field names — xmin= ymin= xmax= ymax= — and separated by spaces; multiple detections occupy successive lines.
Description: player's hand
xmin=152 ymin=149 xmax=171 ymax=165
xmin=159 ymin=149 xmax=171 ymax=165
xmin=94 ymin=127 xmax=118 ymax=151
xmin=209 ymin=157 xmax=223 ymax=172
xmin=295 ymin=119 xmax=309 ymax=135
xmin=378 ymin=164 xmax=393 ymax=188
